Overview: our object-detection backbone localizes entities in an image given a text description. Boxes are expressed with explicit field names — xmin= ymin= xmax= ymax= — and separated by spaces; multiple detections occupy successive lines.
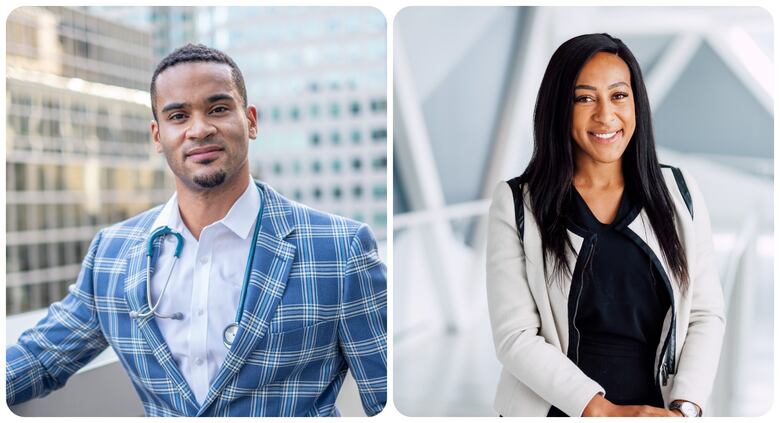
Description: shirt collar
xmin=149 ymin=176 xmax=260 ymax=240
xmin=221 ymin=177 xmax=261 ymax=240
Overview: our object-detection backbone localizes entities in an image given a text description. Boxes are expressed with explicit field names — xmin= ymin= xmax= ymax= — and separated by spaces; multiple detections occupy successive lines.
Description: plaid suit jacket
xmin=6 ymin=180 xmax=387 ymax=416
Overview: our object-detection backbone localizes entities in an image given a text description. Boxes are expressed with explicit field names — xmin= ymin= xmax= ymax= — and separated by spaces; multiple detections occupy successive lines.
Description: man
xmin=6 ymin=44 xmax=387 ymax=417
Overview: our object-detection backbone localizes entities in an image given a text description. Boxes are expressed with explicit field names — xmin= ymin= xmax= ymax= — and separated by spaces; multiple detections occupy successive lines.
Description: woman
xmin=486 ymin=33 xmax=725 ymax=417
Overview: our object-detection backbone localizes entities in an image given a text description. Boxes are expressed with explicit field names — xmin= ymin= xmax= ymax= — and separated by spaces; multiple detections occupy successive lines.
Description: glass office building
xmin=84 ymin=6 xmax=198 ymax=60
xmin=197 ymin=7 xmax=388 ymax=238
xmin=6 ymin=6 xmax=387 ymax=316
xmin=6 ymin=6 xmax=171 ymax=315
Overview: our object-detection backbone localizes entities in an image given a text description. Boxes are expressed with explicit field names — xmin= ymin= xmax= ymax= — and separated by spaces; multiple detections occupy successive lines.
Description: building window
xmin=372 ymin=155 xmax=387 ymax=170
xmin=311 ymin=160 xmax=322 ymax=173
xmin=352 ymin=184 xmax=363 ymax=198
xmin=370 ymin=98 xmax=387 ymax=113
xmin=351 ymin=129 xmax=361 ymax=144
xmin=330 ymin=131 xmax=340 ymax=145
xmin=309 ymin=103 xmax=320 ymax=118
xmin=349 ymin=100 xmax=361 ymax=116
xmin=38 ymin=99 xmax=62 ymax=139
xmin=96 ymin=107 xmax=112 ymax=142
xmin=332 ymin=186 xmax=342 ymax=199
xmin=13 ymin=163 xmax=25 ymax=191
xmin=310 ymin=132 xmax=321 ymax=146
xmin=373 ymin=184 xmax=386 ymax=199
xmin=351 ymin=157 xmax=362 ymax=171
xmin=371 ymin=128 xmax=386 ymax=143
xmin=373 ymin=212 xmax=387 ymax=227
xmin=331 ymin=159 xmax=342 ymax=173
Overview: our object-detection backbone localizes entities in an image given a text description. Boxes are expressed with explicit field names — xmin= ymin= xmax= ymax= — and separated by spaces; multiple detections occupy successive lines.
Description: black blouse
xmin=548 ymin=186 xmax=671 ymax=416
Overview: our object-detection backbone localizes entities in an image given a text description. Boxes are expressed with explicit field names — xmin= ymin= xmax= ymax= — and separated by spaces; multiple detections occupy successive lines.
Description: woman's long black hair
xmin=519 ymin=33 xmax=689 ymax=292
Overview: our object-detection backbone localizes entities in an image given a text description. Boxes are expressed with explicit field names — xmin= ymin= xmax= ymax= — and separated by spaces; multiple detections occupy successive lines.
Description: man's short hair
xmin=150 ymin=43 xmax=248 ymax=120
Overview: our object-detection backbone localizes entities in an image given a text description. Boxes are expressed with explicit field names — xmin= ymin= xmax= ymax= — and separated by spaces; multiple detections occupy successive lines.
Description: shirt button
xmin=195 ymin=358 xmax=204 ymax=366
xmin=200 ymin=256 xmax=209 ymax=264
xmin=197 ymin=309 xmax=204 ymax=316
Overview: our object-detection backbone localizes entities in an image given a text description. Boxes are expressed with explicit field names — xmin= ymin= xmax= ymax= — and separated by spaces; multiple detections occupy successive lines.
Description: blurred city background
xmin=5 ymin=6 xmax=386 ymax=416
xmin=393 ymin=6 xmax=772 ymax=417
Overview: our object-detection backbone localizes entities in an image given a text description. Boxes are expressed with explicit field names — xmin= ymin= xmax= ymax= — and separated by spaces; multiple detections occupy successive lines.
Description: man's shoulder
xmin=286 ymin=194 xmax=365 ymax=233
xmin=263 ymin=183 xmax=369 ymax=240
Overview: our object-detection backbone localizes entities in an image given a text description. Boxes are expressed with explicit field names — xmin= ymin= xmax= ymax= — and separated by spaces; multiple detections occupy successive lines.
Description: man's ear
xmin=246 ymin=105 xmax=258 ymax=139
xmin=151 ymin=120 xmax=163 ymax=153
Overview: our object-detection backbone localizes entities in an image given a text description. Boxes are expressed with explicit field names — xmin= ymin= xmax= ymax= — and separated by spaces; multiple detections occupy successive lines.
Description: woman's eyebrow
xmin=608 ymin=81 xmax=629 ymax=89
xmin=574 ymin=81 xmax=629 ymax=91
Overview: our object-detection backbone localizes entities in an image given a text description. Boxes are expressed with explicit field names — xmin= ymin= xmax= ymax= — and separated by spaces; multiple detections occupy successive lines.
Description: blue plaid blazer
xmin=6 ymin=181 xmax=387 ymax=416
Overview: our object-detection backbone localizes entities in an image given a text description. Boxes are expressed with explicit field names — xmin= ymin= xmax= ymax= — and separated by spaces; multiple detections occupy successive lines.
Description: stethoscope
xmin=129 ymin=190 xmax=264 ymax=350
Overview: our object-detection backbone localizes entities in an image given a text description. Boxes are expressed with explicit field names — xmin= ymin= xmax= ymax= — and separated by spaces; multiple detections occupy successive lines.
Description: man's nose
xmin=186 ymin=114 xmax=217 ymax=140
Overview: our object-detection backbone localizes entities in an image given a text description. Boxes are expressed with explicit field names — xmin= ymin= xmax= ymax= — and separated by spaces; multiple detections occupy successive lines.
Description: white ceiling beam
xmin=644 ymin=33 xmax=702 ymax=110
xmin=394 ymin=35 xmax=468 ymax=333
xmin=705 ymin=27 xmax=773 ymax=114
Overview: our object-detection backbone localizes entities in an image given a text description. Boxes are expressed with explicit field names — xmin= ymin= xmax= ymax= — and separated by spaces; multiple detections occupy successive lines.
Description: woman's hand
xmin=610 ymin=405 xmax=679 ymax=417
xmin=582 ymin=394 xmax=679 ymax=417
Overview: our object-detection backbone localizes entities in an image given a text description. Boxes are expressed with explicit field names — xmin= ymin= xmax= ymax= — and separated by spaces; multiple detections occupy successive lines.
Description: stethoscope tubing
xmin=132 ymin=186 xmax=265 ymax=351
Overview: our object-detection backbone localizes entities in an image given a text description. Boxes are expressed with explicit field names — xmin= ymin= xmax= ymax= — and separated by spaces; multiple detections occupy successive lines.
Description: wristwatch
xmin=670 ymin=400 xmax=702 ymax=417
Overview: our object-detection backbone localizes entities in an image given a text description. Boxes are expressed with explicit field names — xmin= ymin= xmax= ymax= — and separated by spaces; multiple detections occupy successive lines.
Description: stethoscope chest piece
xmin=223 ymin=322 xmax=239 ymax=349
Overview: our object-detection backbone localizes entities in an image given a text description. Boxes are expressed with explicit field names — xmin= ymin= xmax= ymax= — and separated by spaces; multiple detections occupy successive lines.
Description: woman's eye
xmin=613 ymin=92 xmax=629 ymax=100
xmin=575 ymin=96 xmax=593 ymax=103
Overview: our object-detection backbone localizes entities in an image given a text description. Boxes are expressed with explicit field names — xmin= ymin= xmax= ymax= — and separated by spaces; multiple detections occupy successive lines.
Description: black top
xmin=548 ymin=186 xmax=671 ymax=416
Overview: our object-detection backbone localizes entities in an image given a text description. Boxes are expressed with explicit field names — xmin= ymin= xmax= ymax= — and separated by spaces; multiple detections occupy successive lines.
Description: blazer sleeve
xmin=6 ymin=230 xmax=109 ymax=406
xmin=337 ymin=223 xmax=387 ymax=416
xmin=486 ymin=181 xmax=604 ymax=417
xmin=669 ymin=170 xmax=727 ymax=411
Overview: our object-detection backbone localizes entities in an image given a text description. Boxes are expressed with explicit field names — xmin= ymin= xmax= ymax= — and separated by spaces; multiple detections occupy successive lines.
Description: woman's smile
xmin=588 ymin=129 xmax=623 ymax=144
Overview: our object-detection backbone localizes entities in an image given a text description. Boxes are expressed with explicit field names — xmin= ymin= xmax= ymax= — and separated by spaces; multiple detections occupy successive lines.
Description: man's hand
xmin=582 ymin=393 xmax=679 ymax=417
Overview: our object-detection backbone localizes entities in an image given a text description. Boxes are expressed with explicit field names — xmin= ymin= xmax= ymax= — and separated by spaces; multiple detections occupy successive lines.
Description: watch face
xmin=680 ymin=402 xmax=698 ymax=417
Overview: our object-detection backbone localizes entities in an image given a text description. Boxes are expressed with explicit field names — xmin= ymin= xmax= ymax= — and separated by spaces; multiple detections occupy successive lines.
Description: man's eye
xmin=169 ymin=113 xmax=186 ymax=120
xmin=211 ymin=106 xmax=228 ymax=113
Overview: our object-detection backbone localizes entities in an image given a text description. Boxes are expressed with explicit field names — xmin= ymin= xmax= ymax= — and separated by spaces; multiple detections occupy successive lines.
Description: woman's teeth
xmin=593 ymin=131 xmax=617 ymax=139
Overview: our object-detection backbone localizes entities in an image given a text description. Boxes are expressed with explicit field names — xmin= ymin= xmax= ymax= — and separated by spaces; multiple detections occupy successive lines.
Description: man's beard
xmin=193 ymin=169 xmax=227 ymax=188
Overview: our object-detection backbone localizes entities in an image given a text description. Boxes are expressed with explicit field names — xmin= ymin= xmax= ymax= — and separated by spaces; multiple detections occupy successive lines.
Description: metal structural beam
xmin=471 ymin=7 xmax=552 ymax=288
xmin=705 ymin=27 xmax=773 ymax=114
xmin=479 ymin=7 xmax=550 ymax=197
xmin=394 ymin=34 xmax=466 ymax=333
xmin=644 ymin=33 xmax=702 ymax=111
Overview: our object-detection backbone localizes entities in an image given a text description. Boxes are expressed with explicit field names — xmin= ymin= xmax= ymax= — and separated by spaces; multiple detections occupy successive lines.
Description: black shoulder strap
xmin=506 ymin=177 xmax=525 ymax=239
xmin=660 ymin=164 xmax=693 ymax=219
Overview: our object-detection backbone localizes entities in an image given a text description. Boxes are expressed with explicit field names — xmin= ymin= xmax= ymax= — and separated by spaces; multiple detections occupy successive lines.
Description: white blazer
xmin=486 ymin=167 xmax=726 ymax=417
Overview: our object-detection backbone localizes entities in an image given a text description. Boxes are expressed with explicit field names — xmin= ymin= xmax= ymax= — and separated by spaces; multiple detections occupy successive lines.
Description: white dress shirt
xmin=147 ymin=178 xmax=260 ymax=405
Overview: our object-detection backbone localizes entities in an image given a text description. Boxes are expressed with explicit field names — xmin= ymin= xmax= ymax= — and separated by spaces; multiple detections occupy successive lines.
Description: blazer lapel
xmin=124 ymin=221 xmax=200 ymax=414
xmin=199 ymin=181 xmax=296 ymax=414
